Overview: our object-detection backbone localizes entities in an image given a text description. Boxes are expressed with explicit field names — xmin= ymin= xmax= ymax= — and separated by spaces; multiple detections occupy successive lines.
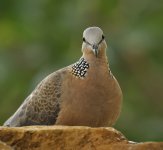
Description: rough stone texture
xmin=0 ymin=140 xmax=13 ymax=150
xmin=0 ymin=126 xmax=162 ymax=150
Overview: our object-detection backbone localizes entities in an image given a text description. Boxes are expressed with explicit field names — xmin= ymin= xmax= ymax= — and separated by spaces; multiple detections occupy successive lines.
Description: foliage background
xmin=0 ymin=0 xmax=163 ymax=141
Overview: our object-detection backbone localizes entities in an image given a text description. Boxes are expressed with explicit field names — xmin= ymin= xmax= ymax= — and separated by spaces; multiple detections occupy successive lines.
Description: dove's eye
xmin=83 ymin=37 xmax=86 ymax=42
xmin=102 ymin=35 xmax=105 ymax=40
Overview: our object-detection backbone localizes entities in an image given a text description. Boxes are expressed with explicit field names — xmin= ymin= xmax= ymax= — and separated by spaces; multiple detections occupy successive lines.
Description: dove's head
xmin=82 ymin=27 xmax=107 ymax=58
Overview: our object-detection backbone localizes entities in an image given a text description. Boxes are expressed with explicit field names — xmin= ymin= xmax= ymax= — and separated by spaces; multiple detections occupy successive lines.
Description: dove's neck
xmin=82 ymin=51 xmax=108 ymax=67
xmin=71 ymin=52 xmax=109 ymax=79
xmin=81 ymin=52 xmax=110 ymax=81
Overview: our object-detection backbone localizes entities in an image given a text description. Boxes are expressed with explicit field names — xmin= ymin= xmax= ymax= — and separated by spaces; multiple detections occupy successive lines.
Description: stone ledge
xmin=0 ymin=140 xmax=12 ymax=150
xmin=0 ymin=126 xmax=162 ymax=150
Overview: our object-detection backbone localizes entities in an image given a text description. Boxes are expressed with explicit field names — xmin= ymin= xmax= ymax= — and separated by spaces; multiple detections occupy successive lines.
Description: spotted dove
xmin=3 ymin=27 xmax=122 ymax=127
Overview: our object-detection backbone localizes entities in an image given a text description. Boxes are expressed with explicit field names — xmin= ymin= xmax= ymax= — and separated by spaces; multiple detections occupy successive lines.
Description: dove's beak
xmin=92 ymin=45 xmax=99 ymax=57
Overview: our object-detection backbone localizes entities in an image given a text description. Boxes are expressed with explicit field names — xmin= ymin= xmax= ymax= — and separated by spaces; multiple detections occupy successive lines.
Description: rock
xmin=0 ymin=126 xmax=162 ymax=150
xmin=0 ymin=140 xmax=12 ymax=150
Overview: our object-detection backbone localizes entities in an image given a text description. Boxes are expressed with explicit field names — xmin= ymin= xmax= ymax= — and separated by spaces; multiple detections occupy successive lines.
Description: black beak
xmin=92 ymin=45 xmax=98 ymax=57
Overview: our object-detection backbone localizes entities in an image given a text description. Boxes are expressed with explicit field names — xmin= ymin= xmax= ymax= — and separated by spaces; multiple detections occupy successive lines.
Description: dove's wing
xmin=4 ymin=69 xmax=67 ymax=127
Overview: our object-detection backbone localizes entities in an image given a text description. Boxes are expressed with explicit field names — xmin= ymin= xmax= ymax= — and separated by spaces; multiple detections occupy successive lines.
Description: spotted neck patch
xmin=71 ymin=58 xmax=89 ymax=79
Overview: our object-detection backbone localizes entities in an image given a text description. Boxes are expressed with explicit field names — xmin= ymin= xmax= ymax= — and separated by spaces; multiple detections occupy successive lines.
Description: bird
xmin=3 ymin=27 xmax=122 ymax=127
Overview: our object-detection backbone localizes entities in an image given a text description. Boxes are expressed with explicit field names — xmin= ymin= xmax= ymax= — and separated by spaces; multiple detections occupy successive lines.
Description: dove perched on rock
xmin=4 ymin=27 xmax=122 ymax=127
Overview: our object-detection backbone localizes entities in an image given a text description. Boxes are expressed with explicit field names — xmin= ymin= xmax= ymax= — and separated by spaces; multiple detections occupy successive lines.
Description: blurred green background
xmin=0 ymin=0 xmax=163 ymax=142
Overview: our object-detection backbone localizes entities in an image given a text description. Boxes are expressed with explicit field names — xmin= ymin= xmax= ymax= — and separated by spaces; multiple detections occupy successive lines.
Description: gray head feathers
xmin=83 ymin=27 xmax=104 ymax=45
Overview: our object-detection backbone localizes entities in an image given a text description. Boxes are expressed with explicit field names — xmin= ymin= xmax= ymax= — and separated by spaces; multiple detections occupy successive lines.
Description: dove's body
xmin=4 ymin=27 xmax=122 ymax=127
